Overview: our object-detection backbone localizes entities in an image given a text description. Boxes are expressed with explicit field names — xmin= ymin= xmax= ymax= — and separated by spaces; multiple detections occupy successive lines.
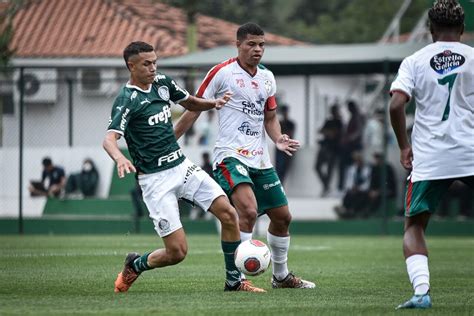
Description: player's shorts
xmin=138 ymin=158 xmax=225 ymax=237
xmin=404 ymin=175 xmax=474 ymax=217
xmin=213 ymin=157 xmax=288 ymax=215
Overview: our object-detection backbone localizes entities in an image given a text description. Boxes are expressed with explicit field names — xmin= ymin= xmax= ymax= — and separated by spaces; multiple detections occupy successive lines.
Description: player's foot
xmin=114 ymin=252 xmax=141 ymax=293
xmin=396 ymin=292 xmax=432 ymax=309
xmin=224 ymin=281 xmax=266 ymax=293
xmin=271 ymin=272 xmax=315 ymax=289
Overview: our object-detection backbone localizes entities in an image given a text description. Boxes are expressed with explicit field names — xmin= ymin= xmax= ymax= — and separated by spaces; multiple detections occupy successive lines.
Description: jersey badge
xmin=264 ymin=80 xmax=272 ymax=94
xmin=158 ymin=86 xmax=170 ymax=101
xmin=236 ymin=79 xmax=245 ymax=88
xmin=236 ymin=164 xmax=249 ymax=177
xmin=130 ymin=91 xmax=137 ymax=100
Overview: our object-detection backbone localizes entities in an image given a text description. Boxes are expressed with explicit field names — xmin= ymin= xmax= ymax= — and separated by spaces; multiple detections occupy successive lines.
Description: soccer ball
xmin=235 ymin=239 xmax=271 ymax=276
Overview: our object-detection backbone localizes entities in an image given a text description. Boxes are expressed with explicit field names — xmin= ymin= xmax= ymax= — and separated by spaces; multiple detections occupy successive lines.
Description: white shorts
xmin=138 ymin=158 xmax=225 ymax=237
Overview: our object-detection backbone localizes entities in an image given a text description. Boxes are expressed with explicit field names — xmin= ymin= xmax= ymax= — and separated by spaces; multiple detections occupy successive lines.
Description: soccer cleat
xmin=114 ymin=252 xmax=141 ymax=293
xmin=224 ymin=281 xmax=266 ymax=293
xmin=396 ymin=292 xmax=432 ymax=309
xmin=271 ymin=272 xmax=316 ymax=289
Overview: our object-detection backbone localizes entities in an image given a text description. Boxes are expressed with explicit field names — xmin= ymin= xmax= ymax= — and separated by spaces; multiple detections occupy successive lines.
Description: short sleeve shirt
xmin=390 ymin=41 xmax=474 ymax=182
xmin=197 ymin=58 xmax=277 ymax=169
xmin=107 ymin=73 xmax=189 ymax=174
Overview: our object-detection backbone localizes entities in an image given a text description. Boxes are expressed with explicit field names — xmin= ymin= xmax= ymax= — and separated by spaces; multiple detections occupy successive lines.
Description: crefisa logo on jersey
xmin=158 ymin=86 xmax=170 ymax=101
xmin=430 ymin=50 xmax=465 ymax=75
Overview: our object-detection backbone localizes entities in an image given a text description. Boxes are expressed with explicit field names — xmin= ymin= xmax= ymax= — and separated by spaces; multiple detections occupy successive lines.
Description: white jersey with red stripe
xmin=390 ymin=41 xmax=474 ymax=182
xmin=197 ymin=58 xmax=277 ymax=169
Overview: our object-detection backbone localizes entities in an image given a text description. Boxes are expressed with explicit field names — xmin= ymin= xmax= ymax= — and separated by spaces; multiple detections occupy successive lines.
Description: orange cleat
xmin=114 ymin=252 xmax=141 ymax=293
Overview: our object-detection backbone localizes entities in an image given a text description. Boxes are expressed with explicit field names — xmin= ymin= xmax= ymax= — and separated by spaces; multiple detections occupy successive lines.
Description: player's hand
xmin=215 ymin=91 xmax=233 ymax=110
xmin=115 ymin=156 xmax=136 ymax=178
xmin=400 ymin=147 xmax=413 ymax=171
xmin=276 ymin=134 xmax=300 ymax=156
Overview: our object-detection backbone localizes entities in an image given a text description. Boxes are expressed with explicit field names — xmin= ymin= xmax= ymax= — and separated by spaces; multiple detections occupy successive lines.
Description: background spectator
xmin=315 ymin=103 xmax=343 ymax=196
xmin=28 ymin=157 xmax=66 ymax=198
xmin=275 ymin=105 xmax=296 ymax=185
xmin=367 ymin=152 xmax=397 ymax=217
xmin=65 ymin=158 xmax=99 ymax=198
xmin=334 ymin=151 xmax=371 ymax=218
xmin=338 ymin=100 xmax=365 ymax=192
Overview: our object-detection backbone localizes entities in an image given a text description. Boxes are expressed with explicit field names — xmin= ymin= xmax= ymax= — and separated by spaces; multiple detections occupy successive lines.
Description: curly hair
xmin=428 ymin=0 xmax=464 ymax=29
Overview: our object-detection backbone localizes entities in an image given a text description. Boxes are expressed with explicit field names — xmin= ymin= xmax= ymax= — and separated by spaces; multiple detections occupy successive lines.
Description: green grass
xmin=0 ymin=235 xmax=473 ymax=315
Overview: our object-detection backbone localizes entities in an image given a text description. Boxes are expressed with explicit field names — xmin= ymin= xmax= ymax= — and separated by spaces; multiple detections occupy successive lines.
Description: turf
xmin=0 ymin=235 xmax=473 ymax=315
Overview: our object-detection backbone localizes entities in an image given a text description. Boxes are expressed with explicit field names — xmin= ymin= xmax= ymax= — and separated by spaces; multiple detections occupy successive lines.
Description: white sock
xmin=240 ymin=231 xmax=252 ymax=243
xmin=267 ymin=231 xmax=290 ymax=281
xmin=406 ymin=254 xmax=430 ymax=295
xmin=239 ymin=231 xmax=252 ymax=279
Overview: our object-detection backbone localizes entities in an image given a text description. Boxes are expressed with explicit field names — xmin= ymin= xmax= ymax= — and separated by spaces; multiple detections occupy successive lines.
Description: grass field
xmin=1 ymin=234 xmax=473 ymax=315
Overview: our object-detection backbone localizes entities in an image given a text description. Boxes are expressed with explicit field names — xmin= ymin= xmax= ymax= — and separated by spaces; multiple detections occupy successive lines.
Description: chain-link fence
xmin=1 ymin=66 xmax=412 ymax=235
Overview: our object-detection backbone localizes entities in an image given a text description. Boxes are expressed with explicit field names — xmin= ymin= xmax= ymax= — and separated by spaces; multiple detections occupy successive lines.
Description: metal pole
xmin=305 ymin=75 xmax=310 ymax=146
xmin=381 ymin=60 xmax=389 ymax=235
xmin=18 ymin=67 xmax=24 ymax=234
xmin=68 ymin=78 xmax=73 ymax=147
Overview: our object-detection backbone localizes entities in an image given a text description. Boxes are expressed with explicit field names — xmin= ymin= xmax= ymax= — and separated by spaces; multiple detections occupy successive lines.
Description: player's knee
xmin=167 ymin=245 xmax=187 ymax=264
xmin=274 ymin=212 xmax=292 ymax=228
xmin=239 ymin=206 xmax=258 ymax=223
xmin=218 ymin=206 xmax=239 ymax=228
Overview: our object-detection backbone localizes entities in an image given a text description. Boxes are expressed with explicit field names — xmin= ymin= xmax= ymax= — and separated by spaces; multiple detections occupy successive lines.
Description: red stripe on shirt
xmin=265 ymin=95 xmax=277 ymax=111
xmin=390 ymin=89 xmax=411 ymax=102
xmin=405 ymin=179 xmax=413 ymax=216
xmin=196 ymin=58 xmax=237 ymax=97
xmin=218 ymin=162 xmax=234 ymax=189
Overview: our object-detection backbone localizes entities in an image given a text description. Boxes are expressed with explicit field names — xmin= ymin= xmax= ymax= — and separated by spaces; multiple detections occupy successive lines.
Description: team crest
xmin=158 ymin=218 xmax=171 ymax=233
xmin=264 ymin=80 xmax=272 ymax=94
xmin=236 ymin=164 xmax=248 ymax=177
xmin=158 ymin=86 xmax=170 ymax=101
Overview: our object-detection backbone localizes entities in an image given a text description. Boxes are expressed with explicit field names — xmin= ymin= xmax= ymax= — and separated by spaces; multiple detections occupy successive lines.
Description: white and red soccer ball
xmin=235 ymin=239 xmax=271 ymax=276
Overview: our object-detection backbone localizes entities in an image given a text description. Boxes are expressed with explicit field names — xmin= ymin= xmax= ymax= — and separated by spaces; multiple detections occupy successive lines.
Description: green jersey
xmin=107 ymin=73 xmax=189 ymax=174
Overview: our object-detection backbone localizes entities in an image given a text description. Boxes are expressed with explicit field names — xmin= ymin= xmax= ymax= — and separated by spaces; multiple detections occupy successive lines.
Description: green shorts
xmin=213 ymin=157 xmax=288 ymax=215
xmin=404 ymin=175 xmax=474 ymax=217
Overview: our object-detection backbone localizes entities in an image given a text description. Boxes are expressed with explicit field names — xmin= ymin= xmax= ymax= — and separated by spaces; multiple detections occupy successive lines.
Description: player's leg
xmin=189 ymin=159 xmax=265 ymax=292
xmin=213 ymin=158 xmax=258 ymax=241
xmin=396 ymin=177 xmax=452 ymax=309
xmin=253 ymin=168 xmax=315 ymax=289
xmin=115 ymin=168 xmax=185 ymax=293
xmin=207 ymin=195 xmax=265 ymax=292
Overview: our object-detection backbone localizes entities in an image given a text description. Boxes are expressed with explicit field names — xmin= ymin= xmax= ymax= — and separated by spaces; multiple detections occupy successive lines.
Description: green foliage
xmin=0 ymin=235 xmax=473 ymax=315
xmin=162 ymin=0 xmax=429 ymax=44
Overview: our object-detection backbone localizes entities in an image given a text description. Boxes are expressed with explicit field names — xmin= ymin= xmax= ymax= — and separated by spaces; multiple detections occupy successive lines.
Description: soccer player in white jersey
xmin=175 ymin=23 xmax=315 ymax=289
xmin=389 ymin=0 xmax=473 ymax=309
xmin=103 ymin=41 xmax=265 ymax=293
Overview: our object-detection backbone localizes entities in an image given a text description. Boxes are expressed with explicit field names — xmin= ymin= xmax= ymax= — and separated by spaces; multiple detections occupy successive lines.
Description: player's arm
xmin=264 ymin=108 xmax=300 ymax=156
xmin=180 ymin=92 xmax=232 ymax=112
xmin=102 ymin=131 xmax=136 ymax=178
xmin=174 ymin=110 xmax=202 ymax=140
xmin=389 ymin=91 xmax=412 ymax=170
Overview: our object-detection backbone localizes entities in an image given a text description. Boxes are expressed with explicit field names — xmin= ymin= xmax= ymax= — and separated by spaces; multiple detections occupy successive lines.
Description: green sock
xmin=221 ymin=240 xmax=241 ymax=286
xmin=132 ymin=253 xmax=152 ymax=273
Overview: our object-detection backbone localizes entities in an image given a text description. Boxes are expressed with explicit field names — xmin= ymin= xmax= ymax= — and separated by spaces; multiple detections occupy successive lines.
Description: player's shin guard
xmin=267 ymin=232 xmax=290 ymax=281
xmin=222 ymin=240 xmax=241 ymax=287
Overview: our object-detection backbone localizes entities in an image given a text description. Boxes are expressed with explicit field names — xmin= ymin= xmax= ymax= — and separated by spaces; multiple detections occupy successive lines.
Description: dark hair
xmin=428 ymin=0 xmax=464 ymax=31
xmin=123 ymin=41 xmax=155 ymax=69
xmin=42 ymin=157 xmax=52 ymax=167
xmin=237 ymin=22 xmax=264 ymax=41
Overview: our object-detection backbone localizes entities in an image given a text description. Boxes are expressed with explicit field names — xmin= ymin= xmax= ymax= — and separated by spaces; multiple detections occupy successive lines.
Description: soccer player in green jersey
xmin=103 ymin=41 xmax=265 ymax=293
xmin=390 ymin=0 xmax=473 ymax=309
